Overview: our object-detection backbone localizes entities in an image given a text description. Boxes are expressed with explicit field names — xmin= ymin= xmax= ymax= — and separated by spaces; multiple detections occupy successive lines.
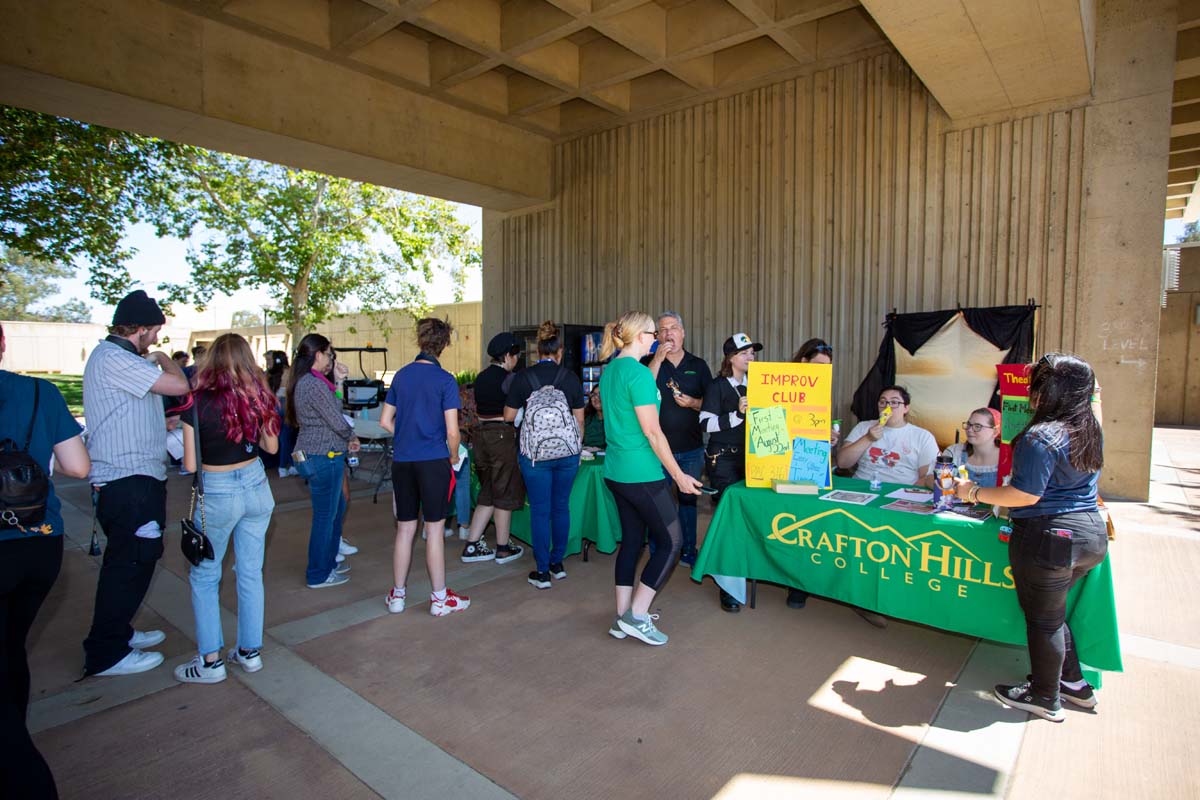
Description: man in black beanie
xmin=81 ymin=290 xmax=190 ymax=677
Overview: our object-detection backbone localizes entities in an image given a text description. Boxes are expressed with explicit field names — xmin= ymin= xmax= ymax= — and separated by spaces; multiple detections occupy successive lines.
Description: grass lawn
xmin=21 ymin=373 xmax=84 ymax=417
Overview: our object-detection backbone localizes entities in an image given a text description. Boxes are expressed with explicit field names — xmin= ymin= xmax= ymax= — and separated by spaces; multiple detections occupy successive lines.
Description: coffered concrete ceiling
xmin=184 ymin=0 xmax=888 ymax=139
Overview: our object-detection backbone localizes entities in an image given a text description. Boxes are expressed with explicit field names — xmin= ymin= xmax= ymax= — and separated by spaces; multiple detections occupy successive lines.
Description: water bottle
xmin=932 ymin=454 xmax=956 ymax=510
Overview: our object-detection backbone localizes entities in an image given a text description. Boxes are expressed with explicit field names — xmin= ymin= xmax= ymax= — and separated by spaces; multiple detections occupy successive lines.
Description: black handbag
xmin=180 ymin=404 xmax=214 ymax=567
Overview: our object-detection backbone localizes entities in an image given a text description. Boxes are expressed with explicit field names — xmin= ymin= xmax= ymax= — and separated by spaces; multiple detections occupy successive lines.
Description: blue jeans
xmin=296 ymin=452 xmax=347 ymax=585
xmin=188 ymin=460 xmax=274 ymax=655
xmin=673 ymin=447 xmax=705 ymax=553
xmin=451 ymin=451 xmax=472 ymax=526
xmin=518 ymin=454 xmax=580 ymax=572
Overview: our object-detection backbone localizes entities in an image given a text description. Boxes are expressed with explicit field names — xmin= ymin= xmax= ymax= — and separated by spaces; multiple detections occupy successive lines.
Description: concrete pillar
xmin=1077 ymin=0 xmax=1177 ymax=500
xmin=480 ymin=210 xmax=506 ymax=371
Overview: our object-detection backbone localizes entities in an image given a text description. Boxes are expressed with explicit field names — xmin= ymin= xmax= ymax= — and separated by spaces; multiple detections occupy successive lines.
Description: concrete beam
xmin=859 ymin=0 xmax=1094 ymax=119
xmin=0 ymin=0 xmax=552 ymax=210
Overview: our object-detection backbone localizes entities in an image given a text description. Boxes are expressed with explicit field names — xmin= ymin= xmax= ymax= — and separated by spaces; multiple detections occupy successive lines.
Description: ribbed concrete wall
xmin=490 ymin=52 xmax=1085 ymax=422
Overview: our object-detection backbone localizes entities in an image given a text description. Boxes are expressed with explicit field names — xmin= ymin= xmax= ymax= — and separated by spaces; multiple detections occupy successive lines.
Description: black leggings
xmin=606 ymin=478 xmax=682 ymax=592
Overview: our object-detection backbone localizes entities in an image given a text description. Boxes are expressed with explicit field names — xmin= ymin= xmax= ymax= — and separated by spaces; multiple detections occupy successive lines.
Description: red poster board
xmin=996 ymin=364 xmax=1033 ymax=482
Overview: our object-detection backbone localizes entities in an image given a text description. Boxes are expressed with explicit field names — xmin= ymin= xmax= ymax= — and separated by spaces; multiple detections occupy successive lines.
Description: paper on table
xmin=886 ymin=487 xmax=935 ymax=503
xmin=748 ymin=406 xmax=790 ymax=456
xmin=881 ymin=499 xmax=936 ymax=515
xmin=817 ymin=490 xmax=878 ymax=506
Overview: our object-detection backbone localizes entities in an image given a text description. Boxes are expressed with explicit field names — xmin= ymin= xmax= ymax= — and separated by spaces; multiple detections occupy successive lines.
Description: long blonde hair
xmin=601 ymin=311 xmax=654 ymax=360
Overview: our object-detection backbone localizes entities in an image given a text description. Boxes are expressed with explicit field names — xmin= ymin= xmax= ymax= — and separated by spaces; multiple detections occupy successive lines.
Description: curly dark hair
xmin=1014 ymin=353 xmax=1103 ymax=473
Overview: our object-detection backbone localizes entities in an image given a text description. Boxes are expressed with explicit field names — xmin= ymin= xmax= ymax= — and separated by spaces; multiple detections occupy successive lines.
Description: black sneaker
xmin=494 ymin=542 xmax=524 ymax=565
xmin=528 ymin=571 xmax=552 ymax=589
xmin=549 ymin=562 xmax=567 ymax=580
xmin=994 ymin=682 xmax=1065 ymax=722
xmin=461 ymin=539 xmax=496 ymax=563
xmin=1025 ymin=674 xmax=1097 ymax=709
xmin=786 ymin=588 xmax=808 ymax=609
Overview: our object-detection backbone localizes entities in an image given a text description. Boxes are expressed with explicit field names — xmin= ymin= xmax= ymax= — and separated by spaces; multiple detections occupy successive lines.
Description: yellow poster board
xmin=745 ymin=362 xmax=833 ymax=488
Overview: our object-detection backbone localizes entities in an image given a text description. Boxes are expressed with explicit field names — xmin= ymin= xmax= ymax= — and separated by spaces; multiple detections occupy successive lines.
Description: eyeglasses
xmin=877 ymin=399 xmax=906 ymax=407
xmin=813 ymin=344 xmax=833 ymax=354
xmin=961 ymin=422 xmax=996 ymax=432
xmin=643 ymin=330 xmax=657 ymax=337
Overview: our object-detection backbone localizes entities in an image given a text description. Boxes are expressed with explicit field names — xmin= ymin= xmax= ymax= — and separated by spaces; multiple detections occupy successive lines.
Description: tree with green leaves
xmin=230 ymin=310 xmax=265 ymax=329
xmin=1177 ymin=221 xmax=1200 ymax=243
xmin=0 ymin=247 xmax=92 ymax=322
xmin=155 ymin=148 xmax=479 ymax=342
xmin=0 ymin=106 xmax=178 ymax=300
xmin=1 ymin=105 xmax=481 ymax=341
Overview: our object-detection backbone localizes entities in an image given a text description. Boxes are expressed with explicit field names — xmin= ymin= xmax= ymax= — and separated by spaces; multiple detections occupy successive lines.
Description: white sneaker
xmin=307 ymin=571 xmax=350 ymax=589
xmin=128 ymin=629 xmax=165 ymax=649
xmin=96 ymin=649 xmax=164 ymax=676
xmin=338 ymin=538 xmax=359 ymax=556
xmin=286 ymin=467 xmax=299 ymax=477
xmin=226 ymin=647 xmax=263 ymax=673
xmin=386 ymin=587 xmax=406 ymax=613
xmin=458 ymin=526 xmax=470 ymax=540
xmin=335 ymin=560 xmax=351 ymax=574
xmin=335 ymin=552 xmax=346 ymax=564
xmin=278 ymin=467 xmax=289 ymax=478
xmin=174 ymin=655 xmax=227 ymax=684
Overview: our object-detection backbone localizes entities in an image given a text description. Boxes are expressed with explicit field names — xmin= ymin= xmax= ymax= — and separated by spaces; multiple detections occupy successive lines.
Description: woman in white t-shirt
xmin=936 ymin=407 xmax=1001 ymax=487
xmin=836 ymin=385 xmax=938 ymax=486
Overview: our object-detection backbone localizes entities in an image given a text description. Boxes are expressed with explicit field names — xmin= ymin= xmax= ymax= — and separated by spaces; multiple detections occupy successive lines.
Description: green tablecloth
xmin=692 ymin=478 xmax=1123 ymax=676
xmin=472 ymin=456 xmax=621 ymax=558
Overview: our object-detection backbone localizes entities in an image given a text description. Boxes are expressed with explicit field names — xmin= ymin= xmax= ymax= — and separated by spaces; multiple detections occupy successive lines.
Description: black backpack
xmin=0 ymin=382 xmax=50 ymax=532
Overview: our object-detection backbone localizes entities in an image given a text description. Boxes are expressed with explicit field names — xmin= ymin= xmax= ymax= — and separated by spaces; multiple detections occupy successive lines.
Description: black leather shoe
xmin=719 ymin=590 xmax=741 ymax=613
xmin=854 ymin=607 xmax=889 ymax=628
xmin=786 ymin=588 xmax=808 ymax=609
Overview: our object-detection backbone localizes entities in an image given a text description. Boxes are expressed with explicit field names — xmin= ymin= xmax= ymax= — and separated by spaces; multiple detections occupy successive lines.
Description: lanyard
xmin=104 ymin=334 xmax=140 ymax=355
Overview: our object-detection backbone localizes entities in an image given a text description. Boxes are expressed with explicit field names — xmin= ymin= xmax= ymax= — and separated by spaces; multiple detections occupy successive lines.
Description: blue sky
xmin=42 ymin=204 xmax=483 ymax=328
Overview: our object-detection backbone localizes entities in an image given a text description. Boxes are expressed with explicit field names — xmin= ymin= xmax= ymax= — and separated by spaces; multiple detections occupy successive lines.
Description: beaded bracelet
xmin=968 ymin=485 xmax=981 ymax=504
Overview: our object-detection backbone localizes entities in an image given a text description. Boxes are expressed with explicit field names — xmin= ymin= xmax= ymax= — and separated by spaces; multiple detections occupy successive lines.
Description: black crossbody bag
xmin=180 ymin=404 xmax=214 ymax=566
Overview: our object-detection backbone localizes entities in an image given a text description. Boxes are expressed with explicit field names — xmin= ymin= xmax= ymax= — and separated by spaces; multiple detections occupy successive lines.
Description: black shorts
xmin=392 ymin=459 xmax=454 ymax=522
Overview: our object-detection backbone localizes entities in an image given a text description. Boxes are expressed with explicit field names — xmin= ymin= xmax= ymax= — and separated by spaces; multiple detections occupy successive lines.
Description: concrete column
xmin=480 ymin=210 xmax=505 ymax=371
xmin=1077 ymin=0 xmax=1177 ymax=500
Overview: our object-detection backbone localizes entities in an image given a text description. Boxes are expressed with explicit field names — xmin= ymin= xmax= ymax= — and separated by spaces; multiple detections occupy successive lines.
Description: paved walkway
xmin=24 ymin=429 xmax=1200 ymax=799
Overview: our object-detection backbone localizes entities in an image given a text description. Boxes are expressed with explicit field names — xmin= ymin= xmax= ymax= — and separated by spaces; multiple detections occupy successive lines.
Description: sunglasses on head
xmin=813 ymin=344 xmax=833 ymax=354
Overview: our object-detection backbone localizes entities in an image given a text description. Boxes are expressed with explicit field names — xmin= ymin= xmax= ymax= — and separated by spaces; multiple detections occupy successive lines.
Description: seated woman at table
xmin=955 ymin=353 xmax=1106 ymax=723
xmin=701 ymin=333 xmax=760 ymax=613
xmin=583 ymin=386 xmax=607 ymax=450
xmin=599 ymin=311 xmax=702 ymax=645
xmin=936 ymin=407 xmax=1001 ymax=487
xmin=836 ymin=385 xmax=938 ymax=486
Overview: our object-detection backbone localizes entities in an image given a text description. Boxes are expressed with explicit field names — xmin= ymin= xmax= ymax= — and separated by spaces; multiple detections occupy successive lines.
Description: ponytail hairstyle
xmin=416 ymin=317 xmax=453 ymax=357
xmin=286 ymin=333 xmax=331 ymax=428
xmin=193 ymin=333 xmax=281 ymax=444
xmin=265 ymin=349 xmax=290 ymax=394
xmin=536 ymin=320 xmax=561 ymax=357
xmin=600 ymin=311 xmax=654 ymax=361
xmin=1015 ymin=353 xmax=1103 ymax=473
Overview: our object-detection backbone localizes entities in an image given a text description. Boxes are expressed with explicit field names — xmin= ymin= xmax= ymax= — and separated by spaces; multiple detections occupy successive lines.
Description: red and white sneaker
xmin=430 ymin=588 xmax=471 ymax=617
xmin=386 ymin=587 xmax=406 ymax=614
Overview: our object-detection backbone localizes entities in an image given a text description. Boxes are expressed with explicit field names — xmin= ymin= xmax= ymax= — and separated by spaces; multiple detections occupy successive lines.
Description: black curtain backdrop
xmin=851 ymin=303 xmax=1037 ymax=424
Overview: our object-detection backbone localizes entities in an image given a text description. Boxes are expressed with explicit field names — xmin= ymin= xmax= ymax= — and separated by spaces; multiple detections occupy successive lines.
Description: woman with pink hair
xmin=176 ymin=333 xmax=280 ymax=684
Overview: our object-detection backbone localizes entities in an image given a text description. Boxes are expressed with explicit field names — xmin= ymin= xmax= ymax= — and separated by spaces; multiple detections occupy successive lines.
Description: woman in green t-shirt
xmin=599 ymin=311 xmax=703 ymax=646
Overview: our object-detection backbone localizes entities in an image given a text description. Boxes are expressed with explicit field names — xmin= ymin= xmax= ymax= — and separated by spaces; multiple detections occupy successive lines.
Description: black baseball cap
xmin=487 ymin=332 xmax=521 ymax=359
xmin=723 ymin=332 xmax=763 ymax=356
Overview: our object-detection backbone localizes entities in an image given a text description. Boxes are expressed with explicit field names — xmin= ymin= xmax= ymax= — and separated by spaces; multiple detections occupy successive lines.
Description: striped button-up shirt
xmin=83 ymin=340 xmax=168 ymax=483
